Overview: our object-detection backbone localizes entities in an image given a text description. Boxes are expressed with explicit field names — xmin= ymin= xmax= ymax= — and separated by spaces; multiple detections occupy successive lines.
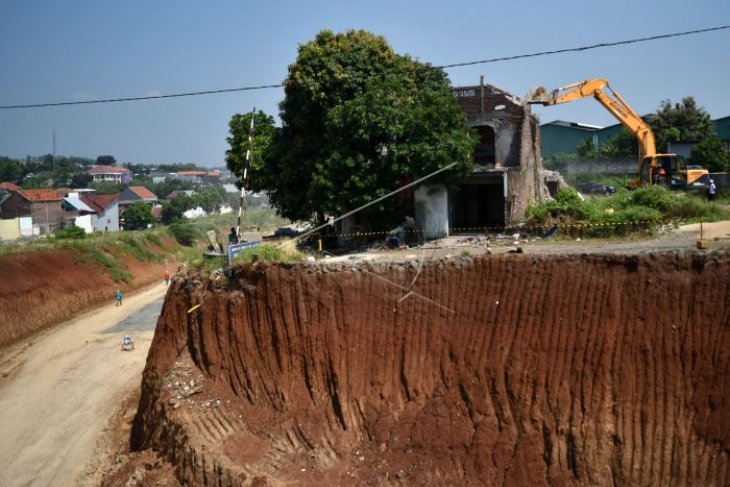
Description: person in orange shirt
xmin=164 ymin=269 xmax=171 ymax=286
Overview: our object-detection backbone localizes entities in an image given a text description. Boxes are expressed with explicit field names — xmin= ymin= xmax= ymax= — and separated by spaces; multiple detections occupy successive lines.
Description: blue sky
xmin=1 ymin=0 xmax=728 ymax=166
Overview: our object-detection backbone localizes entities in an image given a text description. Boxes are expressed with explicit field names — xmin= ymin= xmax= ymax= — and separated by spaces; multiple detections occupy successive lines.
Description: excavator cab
xmin=640 ymin=154 xmax=708 ymax=188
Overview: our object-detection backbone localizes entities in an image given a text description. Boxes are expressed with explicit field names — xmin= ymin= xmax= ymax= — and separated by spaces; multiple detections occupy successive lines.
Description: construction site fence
xmin=302 ymin=219 xmax=681 ymax=242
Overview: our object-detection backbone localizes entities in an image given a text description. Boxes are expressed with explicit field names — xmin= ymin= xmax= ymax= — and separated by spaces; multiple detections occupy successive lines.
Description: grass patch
xmin=61 ymin=240 xmax=133 ymax=283
xmin=526 ymin=186 xmax=730 ymax=238
xmin=54 ymin=226 xmax=87 ymax=240
xmin=175 ymin=245 xmax=227 ymax=272
xmin=232 ymin=241 xmax=304 ymax=264
xmin=117 ymin=233 xmax=163 ymax=262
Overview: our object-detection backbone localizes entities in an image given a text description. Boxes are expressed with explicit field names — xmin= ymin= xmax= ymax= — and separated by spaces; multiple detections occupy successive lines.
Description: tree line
xmin=553 ymin=97 xmax=730 ymax=172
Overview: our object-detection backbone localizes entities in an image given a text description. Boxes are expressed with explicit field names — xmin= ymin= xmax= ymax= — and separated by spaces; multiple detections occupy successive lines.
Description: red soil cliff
xmin=131 ymin=252 xmax=729 ymax=486
xmin=0 ymin=239 xmax=176 ymax=349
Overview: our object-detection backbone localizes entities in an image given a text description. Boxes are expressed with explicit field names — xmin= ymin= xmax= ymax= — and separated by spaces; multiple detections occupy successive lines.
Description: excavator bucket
xmin=523 ymin=86 xmax=554 ymax=105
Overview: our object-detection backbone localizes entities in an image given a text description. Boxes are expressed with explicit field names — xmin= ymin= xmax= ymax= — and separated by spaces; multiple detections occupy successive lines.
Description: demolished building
xmin=415 ymin=78 xmax=553 ymax=238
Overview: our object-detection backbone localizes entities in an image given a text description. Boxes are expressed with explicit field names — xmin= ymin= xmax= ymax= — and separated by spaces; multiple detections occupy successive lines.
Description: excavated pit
xmin=131 ymin=252 xmax=729 ymax=486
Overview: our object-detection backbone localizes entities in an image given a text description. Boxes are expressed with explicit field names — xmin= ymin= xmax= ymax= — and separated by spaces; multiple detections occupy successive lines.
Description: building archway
xmin=474 ymin=125 xmax=496 ymax=167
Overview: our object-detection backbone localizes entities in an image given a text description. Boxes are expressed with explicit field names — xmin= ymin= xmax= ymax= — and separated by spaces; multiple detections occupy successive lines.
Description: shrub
xmin=54 ymin=226 xmax=87 ymax=240
xmin=627 ymin=185 xmax=678 ymax=213
xmin=525 ymin=188 xmax=598 ymax=224
xmin=232 ymin=241 xmax=304 ymax=264
xmin=168 ymin=222 xmax=201 ymax=246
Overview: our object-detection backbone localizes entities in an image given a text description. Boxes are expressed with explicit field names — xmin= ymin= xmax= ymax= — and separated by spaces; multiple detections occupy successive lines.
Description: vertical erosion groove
xmin=134 ymin=254 xmax=730 ymax=486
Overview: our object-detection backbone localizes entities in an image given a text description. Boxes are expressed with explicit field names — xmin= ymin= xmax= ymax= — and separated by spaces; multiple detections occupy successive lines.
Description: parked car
xmin=576 ymin=182 xmax=616 ymax=196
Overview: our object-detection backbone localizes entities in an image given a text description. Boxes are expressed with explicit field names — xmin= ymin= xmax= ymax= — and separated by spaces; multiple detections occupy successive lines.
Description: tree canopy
xmin=691 ymin=135 xmax=730 ymax=172
xmin=243 ymin=29 xmax=475 ymax=225
xmin=96 ymin=155 xmax=117 ymax=166
xmin=225 ymin=110 xmax=277 ymax=191
xmin=122 ymin=203 xmax=154 ymax=230
xmin=649 ymin=97 xmax=714 ymax=152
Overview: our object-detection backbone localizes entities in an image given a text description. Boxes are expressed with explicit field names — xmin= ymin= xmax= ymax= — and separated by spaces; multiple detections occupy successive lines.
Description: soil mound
xmin=0 ymin=237 xmax=176 ymax=348
xmin=131 ymin=252 xmax=729 ymax=486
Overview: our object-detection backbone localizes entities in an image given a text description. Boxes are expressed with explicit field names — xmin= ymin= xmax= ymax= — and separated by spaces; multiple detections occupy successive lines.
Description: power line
xmin=438 ymin=25 xmax=730 ymax=68
xmin=1 ymin=25 xmax=728 ymax=110
xmin=0 ymin=84 xmax=285 ymax=110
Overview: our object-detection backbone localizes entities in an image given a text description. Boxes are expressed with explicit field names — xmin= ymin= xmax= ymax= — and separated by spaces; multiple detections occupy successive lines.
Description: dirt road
xmin=0 ymin=284 xmax=168 ymax=487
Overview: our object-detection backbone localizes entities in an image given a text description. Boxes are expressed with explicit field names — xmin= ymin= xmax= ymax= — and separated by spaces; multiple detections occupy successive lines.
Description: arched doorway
xmin=474 ymin=125 xmax=496 ymax=167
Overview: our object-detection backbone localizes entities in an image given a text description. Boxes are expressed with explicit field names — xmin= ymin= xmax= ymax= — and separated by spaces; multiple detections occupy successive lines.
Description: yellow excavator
xmin=526 ymin=78 xmax=709 ymax=188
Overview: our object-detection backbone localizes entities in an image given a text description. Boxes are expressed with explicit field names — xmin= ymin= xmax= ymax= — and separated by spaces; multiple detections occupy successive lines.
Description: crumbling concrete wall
xmin=453 ymin=80 xmax=551 ymax=223
xmin=414 ymin=186 xmax=448 ymax=239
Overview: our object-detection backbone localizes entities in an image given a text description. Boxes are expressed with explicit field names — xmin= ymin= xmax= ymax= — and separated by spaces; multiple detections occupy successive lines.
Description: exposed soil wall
xmin=0 ymin=238 xmax=177 ymax=349
xmin=132 ymin=252 xmax=729 ymax=486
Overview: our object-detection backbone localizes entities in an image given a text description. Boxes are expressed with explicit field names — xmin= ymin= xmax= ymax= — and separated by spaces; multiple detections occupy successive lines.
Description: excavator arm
xmin=526 ymin=78 xmax=656 ymax=159
xmin=526 ymin=79 xmax=709 ymax=187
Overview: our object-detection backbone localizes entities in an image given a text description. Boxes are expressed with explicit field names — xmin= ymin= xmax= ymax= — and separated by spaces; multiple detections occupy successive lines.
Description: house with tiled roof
xmin=82 ymin=193 xmax=120 ymax=232
xmin=62 ymin=193 xmax=96 ymax=233
xmin=0 ymin=182 xmax=21 ymax=218
xmin=117 ymin=186 xmax=158 ymax=226
xmin=164 ymin=189 xmax=195 ymax=201
xmin=0 ymin=182 xmax=21 ymax=193
xmin=0 ymin=189 xmax=64 ymax=235
xmin=172 ymin=170 xmax=221 ymax=183
xmin=88 ymin=165 xmax=132 ymax=185
xmin=118 ymin=186 xmax=158 ymax=205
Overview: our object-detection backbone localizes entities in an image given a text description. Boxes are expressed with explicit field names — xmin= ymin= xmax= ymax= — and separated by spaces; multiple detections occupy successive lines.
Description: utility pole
xmin=52 ymin=129 xmax=56 ymax=172
xmin=236 ymin=107 xmax=255 ymax=240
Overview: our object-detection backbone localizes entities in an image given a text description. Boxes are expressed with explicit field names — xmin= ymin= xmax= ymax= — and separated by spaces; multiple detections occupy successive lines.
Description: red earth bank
xmin=129 ymin=252 xmax=729 ymax=486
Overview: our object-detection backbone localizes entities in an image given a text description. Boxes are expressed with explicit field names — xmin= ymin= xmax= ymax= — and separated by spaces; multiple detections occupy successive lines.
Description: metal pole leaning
xmin=290 ymin=161 xmax=459 ymax=246
xmin=237 ymin=107 xmax=256 ymax=240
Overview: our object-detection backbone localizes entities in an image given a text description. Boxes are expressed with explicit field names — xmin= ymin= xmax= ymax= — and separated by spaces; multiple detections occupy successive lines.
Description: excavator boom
xmin=526 ymin=79 xmax=708 ymax=187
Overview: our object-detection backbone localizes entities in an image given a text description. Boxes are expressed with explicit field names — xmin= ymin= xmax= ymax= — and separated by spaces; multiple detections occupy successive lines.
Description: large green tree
xmin=691 ymin=135 xmax=730 ymax=172
xmin=191 ymin=187 xmax=224 ymax=213
xmin=0 ymin=157 xmax=22 ymax=183
xmin=122 ymin=203 xmax=154 ymax=230
xmin=226 ymin=110 xmax=277 ymax=190
xmin=649 ymin=97 xmax=714 ymax=152
xmin=260 ymin=29 xmax=475 ymax=225
xmin=96 ymin=155 xmax=117 ymax=166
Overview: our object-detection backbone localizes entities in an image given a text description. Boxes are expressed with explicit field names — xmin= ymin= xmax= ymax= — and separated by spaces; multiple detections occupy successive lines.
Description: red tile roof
xmin=175 ymin=170 xmax=207 ymax=176
xmin=89 ymin=165 xmax=129 ymax=174
xmin=129 ymin=186 xmax=157 ymax=200
xmin=0 ymin=182 xmax=21 ymax=192
xmin=82 ymin=194 xmax=119 ymax=212
xmin=18 ymin=189 xmax=64 ymax=202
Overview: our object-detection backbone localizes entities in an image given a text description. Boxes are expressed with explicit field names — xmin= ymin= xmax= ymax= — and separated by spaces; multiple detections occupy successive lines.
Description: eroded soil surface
xmin=124 ymin=251 xmax=729 ymax=486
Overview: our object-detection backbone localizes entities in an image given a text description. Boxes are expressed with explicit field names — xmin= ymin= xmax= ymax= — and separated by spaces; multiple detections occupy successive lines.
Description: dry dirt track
xmin=0 ymin=284 xmax=168 ymax=487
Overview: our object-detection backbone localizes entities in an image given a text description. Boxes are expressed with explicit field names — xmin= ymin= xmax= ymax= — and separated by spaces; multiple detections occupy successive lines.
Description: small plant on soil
xmin=54 ymin=226 xmax=87 ymax=240
xmin=233 ymin=241 xmax=304 ymax=264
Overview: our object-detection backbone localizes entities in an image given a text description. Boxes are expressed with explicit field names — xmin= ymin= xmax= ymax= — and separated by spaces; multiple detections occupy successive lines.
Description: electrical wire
xmin=0 ymin=25 xmax=727 ymax=110
xmin=438 ymin=25 xmax=730 ymax=68
xmin=0 ymin=84 xmax=284 ymax=110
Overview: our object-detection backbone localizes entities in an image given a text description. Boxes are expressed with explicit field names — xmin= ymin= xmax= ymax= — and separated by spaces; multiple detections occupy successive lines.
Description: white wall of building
xmin=415 ymin=186 xmax=449 ymax=239
xmin=91 ymin=202 xmax=119 ymax=232
xmin=75 ymin=214 xmax=94 ymax=233
xmin=0 ymin=218 xmax=21 ymax=240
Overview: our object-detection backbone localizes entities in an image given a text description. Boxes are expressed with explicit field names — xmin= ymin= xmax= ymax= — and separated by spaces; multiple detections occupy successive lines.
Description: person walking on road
xmin=164 ymin=269 xmax=171 ymax=286
xmin=115 ymin=289 xmax=123 ymax=306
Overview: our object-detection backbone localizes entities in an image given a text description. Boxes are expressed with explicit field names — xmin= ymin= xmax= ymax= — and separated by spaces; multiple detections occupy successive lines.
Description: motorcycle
xmin=121 ymin=335 xmax=134 ymax=351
